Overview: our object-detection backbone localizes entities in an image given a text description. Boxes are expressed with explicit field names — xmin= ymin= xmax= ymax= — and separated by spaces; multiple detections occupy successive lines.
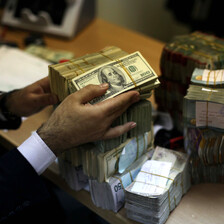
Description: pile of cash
xmin=183 ymin=67 xmax=224 ymax=184
xmin=89 ymin=151 xmax=153 ymax=212
xmin=124 ymin=146 xmax=191 ymax=224
xmin=60 ymin=129 xmax=153 ymax=183
xmin=49 ymin=46 xmax=160 ymax=102
xmin=155 ymin=31 xmax=224 ymax=131
xmin=184 ymin=127 xmax=224 ymax=184
xmin=53 ymin=46 xmax=160 ymax=213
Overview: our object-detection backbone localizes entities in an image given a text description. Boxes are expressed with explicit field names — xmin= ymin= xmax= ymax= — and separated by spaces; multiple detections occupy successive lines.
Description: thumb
xmin=73 ymin=84 xmax=109 ymax=104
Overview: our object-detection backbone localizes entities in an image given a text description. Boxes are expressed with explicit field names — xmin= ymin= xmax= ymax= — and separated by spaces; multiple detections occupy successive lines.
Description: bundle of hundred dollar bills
xmin=155 ymin=31 xmax=224 ymax=131
xmin=124 ymin=146 xmax=191 ymax=224
xmin=49 ymin=46 xmax=160 ymax=102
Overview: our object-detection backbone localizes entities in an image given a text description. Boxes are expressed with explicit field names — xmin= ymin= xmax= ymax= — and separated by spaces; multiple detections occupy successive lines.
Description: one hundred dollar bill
xmin=71 ymin=51 xmax=159 ymax=104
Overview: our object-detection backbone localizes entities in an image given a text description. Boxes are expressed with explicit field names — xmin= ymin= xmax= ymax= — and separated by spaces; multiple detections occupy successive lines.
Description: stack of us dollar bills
xmin=183 ymin=67 xmax=224 ymax=184
xmin=124 ymin=146 xmax=191 ymax=224
xmin=49 ymin=46 xmax=160 ymax=102
xmin=155 ymin=31 xmax=224 ymax=132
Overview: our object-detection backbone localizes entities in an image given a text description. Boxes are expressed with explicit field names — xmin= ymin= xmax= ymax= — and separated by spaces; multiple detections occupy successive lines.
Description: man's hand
xmin=5 ymin=77 xmax=58 ymax=117
xmin=37 ymin=84 xmax=140 ymax=156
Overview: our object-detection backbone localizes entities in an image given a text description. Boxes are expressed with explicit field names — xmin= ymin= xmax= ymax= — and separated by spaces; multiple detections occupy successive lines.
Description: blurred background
xmin=1 ymin=0 xmax=222 ymax=43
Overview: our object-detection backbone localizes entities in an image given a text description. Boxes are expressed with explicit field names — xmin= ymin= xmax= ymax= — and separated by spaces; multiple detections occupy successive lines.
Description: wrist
xmin=37 ymin=124 xmax=61 ymax=157
xmin=0 ymin=90 xmax=20 ymax=119
xmin=0 ymin=90 xmax=21 ymax=128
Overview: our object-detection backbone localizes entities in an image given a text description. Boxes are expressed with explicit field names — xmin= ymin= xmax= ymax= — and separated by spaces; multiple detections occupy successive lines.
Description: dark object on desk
xmin=1 ymin=0 xmax=95 ymax=39
xmin=0 ymin=40 xmax=18 ymax=47
xmin=154 ymin=128 xmax=184 ymax=150
xmin=24 ymin=33 xmax=46 ymax=46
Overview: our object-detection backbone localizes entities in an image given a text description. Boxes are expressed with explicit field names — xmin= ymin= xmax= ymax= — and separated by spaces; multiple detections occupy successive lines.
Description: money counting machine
xmin=1 ymin=0 xmax=95 ymax=39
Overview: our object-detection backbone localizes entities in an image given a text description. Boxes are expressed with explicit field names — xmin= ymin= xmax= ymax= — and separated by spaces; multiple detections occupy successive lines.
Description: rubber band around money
xmin=70 ymin=61 xmax=85 ymax=73
xmin=140 ymin=170 xmax=174 ymax=182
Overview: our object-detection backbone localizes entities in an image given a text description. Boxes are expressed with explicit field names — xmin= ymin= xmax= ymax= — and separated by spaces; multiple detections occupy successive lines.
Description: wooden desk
xmin=1 ymin=18 xmax=224 ymax=224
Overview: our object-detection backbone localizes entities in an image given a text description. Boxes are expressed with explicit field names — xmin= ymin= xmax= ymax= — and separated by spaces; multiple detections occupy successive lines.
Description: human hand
xmin=37 ymin=84 xmax=140 ymax=156
xmin=5 ymin=77 xmax=58 ymax=117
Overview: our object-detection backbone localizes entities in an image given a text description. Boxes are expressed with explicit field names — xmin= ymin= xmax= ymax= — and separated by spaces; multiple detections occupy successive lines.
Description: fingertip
xmin=99 ymin=83 xmax=109 ymax=89
xmin=129 ymin=122 xmax=137 ymax=129
xmin=131 ymin=92 xmax=140 ymax=103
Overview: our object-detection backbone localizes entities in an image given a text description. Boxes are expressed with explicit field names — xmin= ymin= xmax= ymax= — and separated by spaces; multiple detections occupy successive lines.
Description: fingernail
xmin=130 ymin=122 xmax=137 ymax=129
xmin=100 ymin=83 xmax=109 ymax=88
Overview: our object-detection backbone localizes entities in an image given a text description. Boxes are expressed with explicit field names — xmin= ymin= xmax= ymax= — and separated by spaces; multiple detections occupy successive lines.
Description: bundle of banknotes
xmin=89 ymin=151 xmax=153 ymax=212
xmin=49 ymin=46 xmax=160 ymax=102
xmin=124 ymin=146 xmax=191 ymax=224
xmin=60 ymin=130 xmax=153 ymax=183
xmin=183 ymin=84 xmax=224 ymax=131
xmin=184 ymin=126 xmax=224 ymax=184
xmin=155 ymin=31 xmax=224 ymax=132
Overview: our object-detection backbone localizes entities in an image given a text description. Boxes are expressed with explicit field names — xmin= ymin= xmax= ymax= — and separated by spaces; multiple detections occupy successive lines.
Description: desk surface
xmin=1 ymin=18 xmax=224 ymax=224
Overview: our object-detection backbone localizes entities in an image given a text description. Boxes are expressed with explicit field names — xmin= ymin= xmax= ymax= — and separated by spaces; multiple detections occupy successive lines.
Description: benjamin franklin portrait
xmin=98 ymin=65 xmax=126 ymax=92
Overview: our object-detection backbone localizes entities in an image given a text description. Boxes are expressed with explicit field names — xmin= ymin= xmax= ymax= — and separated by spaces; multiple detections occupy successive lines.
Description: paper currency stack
xmin=49 ymin=46 xmax=160 ymax=212
xmin=49 ymin=46 xmax=160 ymax=102
xmin=183 ymin=68 xmax=224 ymax=184
xmin=155 ymin=31 xmax=224 ymax=132
xmin=124 ymin=146 xmax=191 ymax=224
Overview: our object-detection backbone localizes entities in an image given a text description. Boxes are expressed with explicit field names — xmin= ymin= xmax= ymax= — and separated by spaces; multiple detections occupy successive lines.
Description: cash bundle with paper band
xmin=155 ymin=31 xmax=224 ymax=131
xmin=48 ymin=46 xmax=160 ymax=102
xmin=124 ymin=146 xmax=191 ymax=224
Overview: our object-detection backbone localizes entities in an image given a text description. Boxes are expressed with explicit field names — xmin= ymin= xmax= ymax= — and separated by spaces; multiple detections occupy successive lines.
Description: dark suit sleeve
xmin=0 ymin=117 xmax=21 ymax=130
xmin=0 ymin=148 xmax=50 ymax=221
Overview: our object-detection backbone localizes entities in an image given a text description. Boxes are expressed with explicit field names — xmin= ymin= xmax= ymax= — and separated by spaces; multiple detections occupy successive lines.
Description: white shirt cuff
xmin=18 ymin=131 xmax=57 ymax=175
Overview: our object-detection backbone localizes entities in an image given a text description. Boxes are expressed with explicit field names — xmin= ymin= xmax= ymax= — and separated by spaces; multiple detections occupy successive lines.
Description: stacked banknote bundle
xmin=124 ymin=146 xmax=191 ymax=224
xmin=184 ymin=127 xmax=224 ymax=184
xmin=89 ymin=151 xmax=153 ymax=212
xmin=155 ymin=31 xmax=224 ymax=131
xmin=183 ymin=67 xmax=224 ymax=184
xmin=49 ymin=46 xmax=160 ymax=102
